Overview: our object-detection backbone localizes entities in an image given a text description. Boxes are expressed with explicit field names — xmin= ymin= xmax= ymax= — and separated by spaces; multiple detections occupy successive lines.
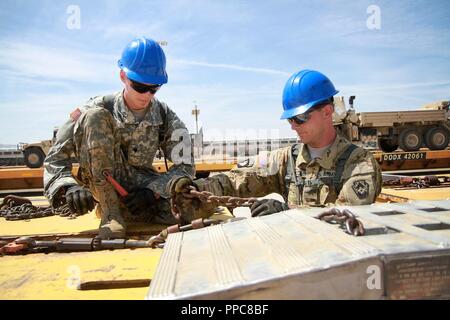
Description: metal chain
xmin=0 ymin=195 xmax=78 ymax=221
xmin=182 ymin=186 xmax=257 ymax=209
xmin=317 ymin=208 xmax=365 ymax=236
xmin=147 ymin=217 xmax=246 ymax=249
xmin=383 ymin=175 xmax=450 ymax=189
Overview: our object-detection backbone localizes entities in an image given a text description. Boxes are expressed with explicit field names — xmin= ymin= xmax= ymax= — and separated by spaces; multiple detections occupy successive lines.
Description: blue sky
xmin=1 ymin=0 xmax=449 ymax=145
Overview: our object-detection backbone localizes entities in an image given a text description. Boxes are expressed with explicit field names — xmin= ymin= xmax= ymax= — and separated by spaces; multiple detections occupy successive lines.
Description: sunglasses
xmin=288 ymin=112 xmax=314 ymax=125
xmin=287 ymin=102 xmax=330 ymax=125
xmin=129 ymin=79 xmax=162 ymax=94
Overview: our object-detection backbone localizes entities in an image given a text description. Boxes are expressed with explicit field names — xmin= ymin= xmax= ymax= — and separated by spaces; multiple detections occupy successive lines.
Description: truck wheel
xmin=377 ymin=138 xmax=398 ymax=153
xmin=425 ymin=127 xmax=449 ymax=150
xmin=399 ymin=128 xmax=422 ymax=151
xmin=24 ymin=147 xmax=45 ymax=168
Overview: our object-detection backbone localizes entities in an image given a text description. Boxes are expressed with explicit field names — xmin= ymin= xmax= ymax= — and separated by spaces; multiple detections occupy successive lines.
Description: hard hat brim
xmin=280 ymin=90 xmax=339 ymax=120
xmin=118 ymin=60 xmax=168 ymax=85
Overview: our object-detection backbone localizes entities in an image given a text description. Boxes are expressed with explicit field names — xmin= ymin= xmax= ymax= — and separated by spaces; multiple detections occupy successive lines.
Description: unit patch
xmin=70 ymin=108 xmax=82 ymax=122
xmin=352 ymin=179 xmax=369 ymax=199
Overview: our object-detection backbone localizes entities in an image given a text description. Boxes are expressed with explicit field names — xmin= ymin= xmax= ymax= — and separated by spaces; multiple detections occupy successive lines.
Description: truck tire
xmin=425 ymin=126 xmax=449 ymax=150
xmin=24 ymin=147 xmax=46 ymax=168
xmin=377 ymin=138 xmax=398 ymax=153
xmin=399 ymin=128 xmax=422 ymax=151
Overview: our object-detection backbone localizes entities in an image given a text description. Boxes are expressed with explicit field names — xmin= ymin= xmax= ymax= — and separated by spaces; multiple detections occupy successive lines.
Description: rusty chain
xmin=0 ymin=195 xmax=77 ymax=221
xmin=317 ymin=208 xmax=365 ymax=236
xmin=146 ymin=217 xmax=246 ymax=249
xmin=383 ymin=175 xmax=450 ymax=189
xmin=181 ymin=186 xmax=257 ymax=209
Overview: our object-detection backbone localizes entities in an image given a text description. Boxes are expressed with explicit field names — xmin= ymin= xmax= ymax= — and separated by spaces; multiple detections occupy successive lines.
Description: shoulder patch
xmin=70 ymin=108 xmax=82 ymax=122
xmin=352 ymin=179 xmax=370 ymax=199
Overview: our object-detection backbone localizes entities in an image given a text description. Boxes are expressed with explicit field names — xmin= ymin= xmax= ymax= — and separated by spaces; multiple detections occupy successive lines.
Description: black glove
xmin=124 ymin=188 xmax=157 ymax=215
xmin=250 ymin=199 xmax=289 ymax=217
xmin=65 ymin=185 xmax=95 ymax=215
xmin=167 ymin=176 xmax=218 ymax=224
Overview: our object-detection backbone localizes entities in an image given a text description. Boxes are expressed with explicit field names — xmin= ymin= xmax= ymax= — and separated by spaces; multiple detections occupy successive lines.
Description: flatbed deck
xmin=1 ymin=155 xmax=449 ymax=300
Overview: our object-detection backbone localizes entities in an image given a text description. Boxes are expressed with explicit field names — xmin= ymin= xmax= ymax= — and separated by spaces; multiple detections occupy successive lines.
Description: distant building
xmin=201 ymin=137 xmax=298 ymax=159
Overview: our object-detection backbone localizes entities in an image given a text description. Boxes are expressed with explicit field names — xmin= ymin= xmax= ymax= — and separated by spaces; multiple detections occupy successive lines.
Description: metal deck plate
xmin=147 ymin=200 xmax=450 ymax=300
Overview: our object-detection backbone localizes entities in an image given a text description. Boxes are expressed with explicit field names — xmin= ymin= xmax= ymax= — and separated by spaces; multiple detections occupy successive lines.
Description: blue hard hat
xmin=280 ymin=69 xmax=339 ymax=119
xmin=118 ymin=37 xmax=168 ymax=85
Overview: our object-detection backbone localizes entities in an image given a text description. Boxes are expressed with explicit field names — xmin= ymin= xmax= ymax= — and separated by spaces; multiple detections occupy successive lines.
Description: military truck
xmin=19 ymin=128 xmax=58 ymax=168
xmin=333 ymin=97 xmax=450 ymax=152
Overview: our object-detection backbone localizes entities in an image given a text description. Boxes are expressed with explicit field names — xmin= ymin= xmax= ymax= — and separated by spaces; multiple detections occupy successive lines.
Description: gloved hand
xmin=168 ymin=176 xmax=218 ymax=224
xmin=65 ymin=185 xmax=95 ymax=215
xmin=124 ymin=188 xmax=157 ymax=215
xmin=250 ymin=199 xmax=289 ymax=217
xmin=168 ymin=176 xmax=195 ymax=194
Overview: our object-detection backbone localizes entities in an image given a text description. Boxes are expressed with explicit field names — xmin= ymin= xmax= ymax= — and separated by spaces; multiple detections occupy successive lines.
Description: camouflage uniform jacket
xmin=196 ymin=133 xmax=382 ymax=206
xmin=44 ymin=91 xmax=195 ymax=205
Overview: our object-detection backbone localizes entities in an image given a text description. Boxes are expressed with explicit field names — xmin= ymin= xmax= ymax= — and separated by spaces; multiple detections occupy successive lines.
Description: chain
xmin=0 ymin=195 xmax=78 ymax=221
xmin=182 ymin=186 xmax=257 ymax=209
xmin=383 ymin=175 xmax=450 ymax=189
xmin=147 ymin=217 xmax=246 ymax=248
xmin=317 ymin=208 xmax=365 ymax=236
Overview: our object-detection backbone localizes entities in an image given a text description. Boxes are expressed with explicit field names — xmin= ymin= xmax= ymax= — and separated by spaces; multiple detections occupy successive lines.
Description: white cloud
xmin=172 ymin=59 xmax=290 ymax=76
xmin=0 ymin=41 xmax=117 ymax=83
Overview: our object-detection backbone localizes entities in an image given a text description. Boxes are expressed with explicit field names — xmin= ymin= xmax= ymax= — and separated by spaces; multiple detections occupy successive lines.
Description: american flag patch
xmin=70 ymin=108 xmax=82 ymax=121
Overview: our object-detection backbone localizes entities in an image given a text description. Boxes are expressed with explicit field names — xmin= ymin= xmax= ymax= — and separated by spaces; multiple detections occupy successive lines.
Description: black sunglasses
xmin=288 ymin=111 xmax=314 ymax=125
xmin=129 ymin=79 xmax=162 ymax=94
xmin=287 ymin=102 xmax=331 ymax=125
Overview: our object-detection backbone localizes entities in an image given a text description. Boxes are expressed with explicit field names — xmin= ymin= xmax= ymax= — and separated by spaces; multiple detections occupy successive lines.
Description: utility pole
xmin=192 ymin=101 xmax=200 ymax=134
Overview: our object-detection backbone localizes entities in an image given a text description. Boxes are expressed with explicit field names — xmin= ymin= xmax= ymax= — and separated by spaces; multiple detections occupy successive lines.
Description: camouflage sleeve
xmin=43 ymin=97 xmax=102 ymax=205
xmin=337 ymin=148 xmax=382 ymax=205
xmin=194 ymin=147 xmax=290 ymax=198
xmin=146 ymin=103 xmax=195 ymax=197
xmin=43 ymin=118 xmax=78 ymax=205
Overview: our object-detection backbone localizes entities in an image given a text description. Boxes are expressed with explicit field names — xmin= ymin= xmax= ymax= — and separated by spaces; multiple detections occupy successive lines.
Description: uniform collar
xmin=295 ymin=132 xmax=351 ymax=170
xmin=117 ymin=91 xmax=163 ymax=125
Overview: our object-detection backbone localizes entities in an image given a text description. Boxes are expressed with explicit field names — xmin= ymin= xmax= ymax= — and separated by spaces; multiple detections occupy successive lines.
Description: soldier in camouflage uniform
xmin=170 ymin=69 xmax=381 ymax=221
xmin=44 ymin=37 xmax=194 ymax=239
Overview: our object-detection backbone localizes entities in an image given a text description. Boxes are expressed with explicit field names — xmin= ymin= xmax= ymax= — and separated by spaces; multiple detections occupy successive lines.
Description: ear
xmin=322 ymin=104 xmax=334 ymax=118
xmin=119 ymin=70 xmax=127 ymax=83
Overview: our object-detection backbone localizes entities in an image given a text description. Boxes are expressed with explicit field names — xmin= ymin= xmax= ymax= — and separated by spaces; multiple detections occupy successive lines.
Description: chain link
xmin=0 ymin=195 xmax=79 ymax=221
xmin=182 ymin=186 xmax=257 ymax=209
xmin=317 ymin=208 xmax=365 ymax=236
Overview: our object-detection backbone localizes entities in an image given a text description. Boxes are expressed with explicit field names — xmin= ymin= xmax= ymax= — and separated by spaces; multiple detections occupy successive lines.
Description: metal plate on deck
xmin=385 ymin=251 xmax=450 ymax=299
xmin=147 ymin=200 xmax=450 ymax=300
